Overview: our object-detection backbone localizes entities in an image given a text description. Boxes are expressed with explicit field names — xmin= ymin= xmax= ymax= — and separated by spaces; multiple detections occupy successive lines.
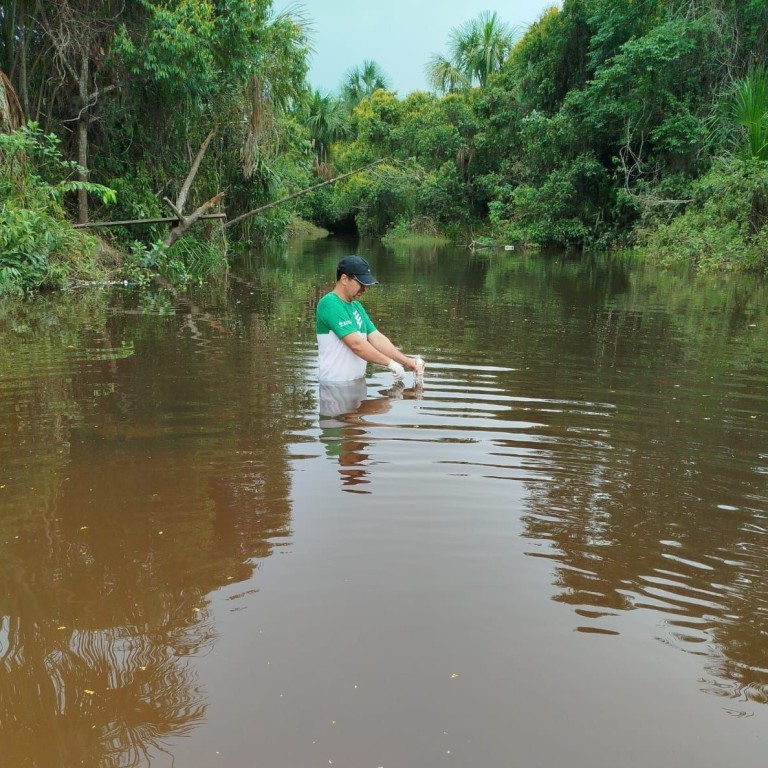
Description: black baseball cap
xmin=337 ymin=255 xmax=379 ymax=285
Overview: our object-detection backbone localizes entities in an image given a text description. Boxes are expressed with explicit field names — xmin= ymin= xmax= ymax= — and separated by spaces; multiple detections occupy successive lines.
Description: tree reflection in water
xmin=512 ymin=303 xmax=768 ymax=705
xmin=3 ymin=243 xmax=768 ymax=765
xmin=0 ymin=562 xmax=213 ymax=767
xmin=0 ymin=286 xmax=298 ymax=766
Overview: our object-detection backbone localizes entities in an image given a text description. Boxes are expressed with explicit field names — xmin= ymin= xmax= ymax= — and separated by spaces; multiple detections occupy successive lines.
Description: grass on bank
xmin=381 ymin=217 xmax=451 ymax=247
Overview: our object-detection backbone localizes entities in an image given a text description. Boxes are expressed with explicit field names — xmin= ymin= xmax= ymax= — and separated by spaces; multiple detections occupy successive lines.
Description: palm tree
xmin=424 ymin=53 xmax=470 ymax=95
xmin=341 ymin=59 xmax=390 ymax=107
xmin=426 ymin=11 xmax=515 ymax=94
xmin=304 ymin=89 xmax=350 ymax=171
xmin=241 ymin=6 xmax=313 ymax=183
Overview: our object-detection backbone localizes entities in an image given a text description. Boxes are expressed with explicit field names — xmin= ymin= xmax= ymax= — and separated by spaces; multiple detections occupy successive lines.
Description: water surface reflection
xmin=318 ymin=378 xmax=424 ymax=492
xmin=1 ymin=244 xmax=767 ymax=767
xmin=0 ymin=289 xmax=301 ymax=765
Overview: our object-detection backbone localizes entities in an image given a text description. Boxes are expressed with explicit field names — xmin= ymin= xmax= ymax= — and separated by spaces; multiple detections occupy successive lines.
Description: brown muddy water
xmin=1 ymin=240 xmax=768 ymax=767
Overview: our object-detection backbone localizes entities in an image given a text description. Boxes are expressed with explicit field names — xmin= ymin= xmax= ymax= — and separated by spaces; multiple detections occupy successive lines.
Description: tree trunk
xmin=76 ymin=51 xmax=89 ymax=224
xmin=749 ymin=189 xmax=768 ymax=234
xmin=0 ymin=71 xmax=23 ymax=133
xmin=18 ymin=11 xmax=29 ymax=117
xmin=77 ymin=115 xmax=89 ymax=223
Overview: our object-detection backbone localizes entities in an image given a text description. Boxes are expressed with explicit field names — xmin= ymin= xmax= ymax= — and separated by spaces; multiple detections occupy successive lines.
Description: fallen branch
xmin=176 ymin=130 xmax=215 ymax=213
xmin=73 ymin=213 xmax=226 ymax=229
xmin=163 ymin=192 xmax=224 ymax=248
xmin=162 ymin=130 xmax=222 ymax=248
xmin=223 ymin=159 xmax=385 ymax=230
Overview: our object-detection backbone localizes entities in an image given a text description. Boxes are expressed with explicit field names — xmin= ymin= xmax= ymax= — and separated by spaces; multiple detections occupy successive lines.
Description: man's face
xmin=343 ymin=273 xmax=366 ymax=299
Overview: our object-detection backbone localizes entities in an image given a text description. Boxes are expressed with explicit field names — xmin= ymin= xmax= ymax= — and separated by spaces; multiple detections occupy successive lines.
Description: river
xmin=1 ymin=238 xmax=767 ymax=767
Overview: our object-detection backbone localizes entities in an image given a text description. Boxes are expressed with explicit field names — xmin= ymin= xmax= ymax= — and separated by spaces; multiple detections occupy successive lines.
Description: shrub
xmin=642 ymin=158 xmax=768 ymax=273
xmin=0 ymin=202 xmax=102 ymax=293
xmin=0 ymin=124 xmax=115 ymax=292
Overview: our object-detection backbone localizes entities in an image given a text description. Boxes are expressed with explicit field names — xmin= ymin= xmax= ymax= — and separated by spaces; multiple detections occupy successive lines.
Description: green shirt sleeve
xmin=316 ymin=294 xmax=376 ymax=338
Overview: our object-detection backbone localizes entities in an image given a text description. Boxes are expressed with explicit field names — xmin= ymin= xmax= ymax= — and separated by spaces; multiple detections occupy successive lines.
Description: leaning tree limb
xmin=175 ymin=130 xmax=215 ymax=213
xmin=223 ymin=159 xmax=385 ymax=230
xmin=162 ymin=130 xmax=222 ymax=248
xmin=163 ymin=192 xmax=224 ymax=249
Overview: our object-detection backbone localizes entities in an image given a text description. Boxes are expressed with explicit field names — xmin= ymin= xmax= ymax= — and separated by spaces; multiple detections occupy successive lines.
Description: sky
xmin=301 ymin=0 xmax=559 ymax=96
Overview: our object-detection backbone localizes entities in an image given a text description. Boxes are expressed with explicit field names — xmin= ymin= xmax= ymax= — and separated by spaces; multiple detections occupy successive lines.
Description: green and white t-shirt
xmin=316 ymin=292 xmax=376 ymax=382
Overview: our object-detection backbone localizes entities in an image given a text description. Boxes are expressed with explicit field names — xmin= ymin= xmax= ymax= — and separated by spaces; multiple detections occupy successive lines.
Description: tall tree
xmin=426 ymin=11 xmax=515 ymax=94
xmin=503 ymin=1 xmax=591 ymax=115
xmin=304 ymin=89 xmax=349 ymax=172
xmin=240 ymin=6 xmax=313 ymax=185
xmin=37 ymin=0 xmax=122 ymax=223
xmin=112 ymin=0 xmax=311 ymax=215
xmin=0 ymin=0 xmax=30 ymax=116
xmin=341 ymin=59 xmax=390 ymax=106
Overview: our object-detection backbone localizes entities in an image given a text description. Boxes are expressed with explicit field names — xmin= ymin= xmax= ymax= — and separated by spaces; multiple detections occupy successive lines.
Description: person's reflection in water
xmin=318 ymin=378 xmax=422 ymax=492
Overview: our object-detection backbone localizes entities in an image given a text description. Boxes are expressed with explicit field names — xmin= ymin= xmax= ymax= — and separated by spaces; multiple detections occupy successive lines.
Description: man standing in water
xmin=316 ymin=255 xmax=424 ymax=383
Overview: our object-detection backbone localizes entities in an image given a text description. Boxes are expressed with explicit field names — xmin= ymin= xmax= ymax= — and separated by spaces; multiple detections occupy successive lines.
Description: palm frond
xmin=730 ymin=65 xmax=768 ymax=161
xmin=425 ymin=54 xmax=470 ymax=95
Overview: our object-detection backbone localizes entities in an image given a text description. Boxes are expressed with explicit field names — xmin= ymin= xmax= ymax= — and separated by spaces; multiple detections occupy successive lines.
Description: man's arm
xmin=341 ymin=331 xmax=398 ymax=368
xmin=367 ymin=329 xmax=419 ymax=371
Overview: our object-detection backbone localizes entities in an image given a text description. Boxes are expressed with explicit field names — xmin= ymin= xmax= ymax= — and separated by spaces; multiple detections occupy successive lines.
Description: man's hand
xmin=387 ymin=359 xmax=405 ymax=380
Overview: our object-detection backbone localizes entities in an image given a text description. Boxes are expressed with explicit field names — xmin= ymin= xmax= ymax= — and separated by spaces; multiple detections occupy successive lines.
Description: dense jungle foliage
xmin=1 ymin=0 xmax=767 ymax=293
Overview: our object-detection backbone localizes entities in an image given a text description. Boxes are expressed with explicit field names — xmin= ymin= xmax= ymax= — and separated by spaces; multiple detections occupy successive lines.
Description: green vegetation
xmin=381 ymin=217 xmax=450 ymax=247
xmin=1 ymin=0 xmax=767 ymax=294
xmin=342 ymin=60 xmax=391 ymax=107
xmin=425 ymin=11 xmax=515 ymax=93
xmin=0 ymin=123 xmax=116 ymax=293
